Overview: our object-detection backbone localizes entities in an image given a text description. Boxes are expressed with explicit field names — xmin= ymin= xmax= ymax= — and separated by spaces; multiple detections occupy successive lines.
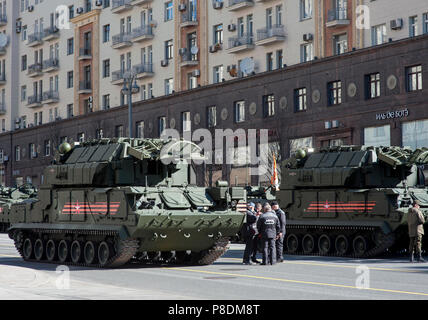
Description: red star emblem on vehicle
xmin=74 ymin=201 xmax=81 ymax=214
xmin=324 ymin=200 xmax=330 ymax=209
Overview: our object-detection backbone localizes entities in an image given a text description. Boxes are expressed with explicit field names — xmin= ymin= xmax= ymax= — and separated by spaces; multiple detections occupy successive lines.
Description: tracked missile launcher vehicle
xmin=0 ymin=185 xmax=37 ymax=233
xmin=6 ymin=138 xmax=246 ymax=267
xmin=278 ymin=146 xmax=428 ymax=257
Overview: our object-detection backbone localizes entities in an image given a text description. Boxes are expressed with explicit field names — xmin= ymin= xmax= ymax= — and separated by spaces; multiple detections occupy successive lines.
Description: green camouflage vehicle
xmin=277 ymin=145 xmax=428 ymax=257
xmin=6 ymin=138 xmax=246 ymax=267
xmin=0 ymin=185 xmax=37 ymax=233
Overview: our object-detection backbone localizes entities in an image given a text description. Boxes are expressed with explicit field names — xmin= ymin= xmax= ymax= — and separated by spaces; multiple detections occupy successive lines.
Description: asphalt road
xmin=1 ymin=234 xmax=428 ymax=300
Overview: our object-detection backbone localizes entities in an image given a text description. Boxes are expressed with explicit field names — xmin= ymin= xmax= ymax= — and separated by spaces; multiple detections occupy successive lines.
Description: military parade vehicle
xmin=5 ymin=138 xmax=246 ymax=267
xmin=0 ymin=185 xmax=37 ymax=233
xmin=277 ymin=145 xmax=428 ymax=257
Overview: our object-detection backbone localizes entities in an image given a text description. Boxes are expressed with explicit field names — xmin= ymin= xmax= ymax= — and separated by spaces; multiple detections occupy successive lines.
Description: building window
xmin=67 ymin=71 xmax=73 ymax=88
xmin=294 ymin=88 xmax=307 ymax=112
xmin=103 ymin=94 xmax=110 ymax=110
xmin=136 ymin=121 xmax=144 ymax=138
xmin=213 ymin=65 xmax=223 ymax=84
xmin=214 ymin=24 xmax=223 ymax=45
xmin=182 ymin=111 xmax=191 ymax=132
xmin=403 ymin=119 xmax=428 ymax=149
xmin=165 ymin=1 xmax=173 ymax=21
xmin=234 ymin=101 xmax=245 ymax=123
xmin=77 ymin=132 xmax=85 ymax=142
xmin=44 ymin=140 xmax=51 ymax=156
xmin=371 ymin=24 xmax=386 ymax=46
xmin=207 ymin=106 xmax=217 ymax=128
xmin=96 ymin=129 xmax=104 ymax=139
xmin=266 ymin=52 xmax=273 ymax=71
xmin=333 ymin=34 xmax=347 ymax=55
xmin=29 ymin=143 xmax=37 ymax=159
xmin=263 ymin=94 xmax=275 ymax=117
xmin=188 ymin=74 xmax=197 ymax=89
xmin=21 ymin=86 xmax=27 ymax=102
xmin=424 ymin=13 xmax=428 ymax=34
xmin=103 ymin=0 xmax=110 ymax=8
xmin=103 ymin=24 xmax=110 ymax=43
xmin=15 ymin=146 xmax=21 ymax=162
xmin=22 ymin=25 xmax=27 ymax=41
xmin=364 ymin=125 xmax=391 ymax=147
xmin=21 ymin=55 xmax=27 ymax=71
xmin=300 ymin=43 xmax=313 ymax=62
xmin=366 ymin=73 xmax=380 ymax=99
xmin=103 ymin=59 xmax=110 ymax=78
xmin=406 ymin=65 xmax=423 ymax=92
xmin=67 ymin=104 xmax=74 ymax=118
xmin=328 ymin=81 xmax=342 ymax=105
xmin=158 ymin=116 xmax=166 ymax=136
xmin=276 ymin=50 xmax=283 ymax=69
xmin=165 ymin=40 xmax=173 ymax=60
xmin=67 ymin=38 xmax=74 ymax=55
xmin=165 ymin=78 xmax=173 ymax=95
xmin=115 ymin=125 xmax=124 ymax=138
xmin=300 ymin=0 xmax=312 ymax=20
xmin=68 ymin=5 xmax=74 ymax=19
xmin=409 ymin=16 xmax=418 ymax=37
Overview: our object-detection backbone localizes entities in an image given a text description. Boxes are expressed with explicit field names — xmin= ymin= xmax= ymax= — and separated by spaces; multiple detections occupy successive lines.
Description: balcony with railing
xmin=0 ymin=102 xmax=6 ymax=115
xmin=42 ymin=58 xmax=59 ymax=72
xmin=112 ymin=0 xmax=133 ymax=13
xmin=228 ymin=0 xmax=254 ymax=11
xmin=0 ymin=73 xmax=5 ymax=85
xmin=28 ymin=63 xmax=43 ymax=77
xmin=0 ymin=14 xmax=7 ymax=27
xmin=78 ymin=81 xmax=92 ymax=94
xmin=27 ymin=95 xmax=42 ymax=108
xmin=130 ymin=0 xmax=153 ymax=5
xmin=255 ymin=25 xmax=285 ymax=45
xmin=132 ymin=25 xmax=154 ymax=42
xmin=42 ymin=91 xmax=59 ymax=104
xmin=112 ymin=33 xmax=133 ymax=49
xmin=42 ymin=27 xmax=60 ymax=41
xmin=326 ymin=8 xmax=350 ymax=27
xmin=133 ymin=63 xmax=154 ymax=79
xmin=180 ymin=12 xmax=198 ymax=27
xmin=227 ymin=33 xmax=254 ymax=53
xmin=79 ymin=48 xmax=92 ymax=60
xmin=27 ymin=32 xmax=43 ymax=47
xmin=111 ymin=69 xmax=128 ymax=85
xmin=180 ymin=51 xmax=199 ymax=67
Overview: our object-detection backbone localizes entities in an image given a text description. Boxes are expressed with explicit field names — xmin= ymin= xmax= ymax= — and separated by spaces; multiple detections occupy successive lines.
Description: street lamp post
xmin=121 ymin=71 xmax=140 ymax=138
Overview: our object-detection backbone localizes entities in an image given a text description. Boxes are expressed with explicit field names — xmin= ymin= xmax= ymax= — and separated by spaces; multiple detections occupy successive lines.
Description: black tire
xmin=71 ymin=240 xmax=82 ymax=263
xmin=335 ymin=234 xmax=349 ymax=256
xmin=286 ymin=234 xmax=299 ymax=254
xmin=46 ymin=239 xmax=57 ymax=262
xmin=23 ymin=238 xmax=33 ymax=260
xmin=84 ymin=241 xmax=97 ymax=265
xmin=98 ymin=241 xmax=111 ymax=267
xmin=34 ymin=239 xmax=45 ymax=261
xmin=353 ymin=236 xmax=367 ymax=257
xmin=58 ymin=240 xmax=69 ymax=263
xmin=302 ymin=234 xmax=316 ymax=254
xmin=318 ymin=234 xmax=331 ymax=255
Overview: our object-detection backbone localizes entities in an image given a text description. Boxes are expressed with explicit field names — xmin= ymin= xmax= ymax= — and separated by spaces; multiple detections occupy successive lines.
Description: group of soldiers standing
xmin=242 ymin=199 xmax=426 ymax=264
xmin=242 ymin=201 xmax=286 ymax=265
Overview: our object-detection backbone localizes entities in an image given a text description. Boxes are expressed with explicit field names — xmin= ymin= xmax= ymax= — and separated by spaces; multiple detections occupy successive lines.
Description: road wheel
xmin=46 ymin=240 xmax=57 ymax=262
xmin=71 ymin=240 xmax=82 ymax=263
xmin=353 ymin=236 xmax=367 ymax=257
xmin=286 ymin=234 xmax=299 ymax=254
xmin=58 ymin=240 xmax=70 ymax=263
xmin=335 ymin=235 xmax=349 ymax=256
xmin=23 ymin=238 xmax=33 ymax=260
xmin=34 ymin=239 xmax=45 ymax=261
xmin=318 ymin=234 xmax=331 ymax=255
xmin=98 ymin=241 xmax=112 ymax=267
xmin=302 ymin=234 xmax=316 ymax=254
xmin=84 ymin=241 xmax=97 ymax=265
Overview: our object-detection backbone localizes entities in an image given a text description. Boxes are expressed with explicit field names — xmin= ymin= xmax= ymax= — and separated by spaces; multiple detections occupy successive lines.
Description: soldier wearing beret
xmin=408 ymin=200 xmax=425 ymax=262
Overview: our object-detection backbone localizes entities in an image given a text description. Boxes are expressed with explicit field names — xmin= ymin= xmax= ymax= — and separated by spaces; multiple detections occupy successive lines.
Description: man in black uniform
xmin=242 ymin=202 xmax=257 ymax=265
xmin=257 ymin=203 xmax=281 ymax=265
xmin=272 ymin=201 xmax=286 ymax=263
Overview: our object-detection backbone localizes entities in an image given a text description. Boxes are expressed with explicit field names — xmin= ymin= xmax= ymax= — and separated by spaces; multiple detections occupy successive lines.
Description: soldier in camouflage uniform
xmin=408 ymin=200 xmax=425 ymax=262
